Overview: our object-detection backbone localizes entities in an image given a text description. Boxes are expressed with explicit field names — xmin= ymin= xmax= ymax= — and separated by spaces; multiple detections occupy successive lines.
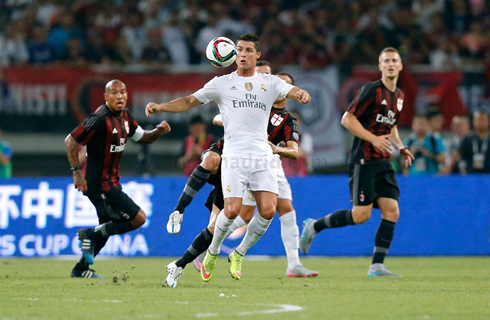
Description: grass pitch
xmin=1 ymin=257 xmax=489 ymax=320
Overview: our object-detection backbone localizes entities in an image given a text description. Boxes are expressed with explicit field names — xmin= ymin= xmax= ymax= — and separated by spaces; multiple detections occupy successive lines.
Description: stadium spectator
xmin=0 ymin=22 xmax=29 ymax=66
xmin=441 ymin=114 xmax=471 ymax=174
xmin=0 ymin=127 xmax=13 ymax=179
xmin=403 ymin=114 xmax=442 ymax=176
xmin=28 ymin=24 xmax=56 ymax=64
xmin=140 ymin=29 xmax=172 ymax=67
xmin=195 ymin=13 xmax=222 ymax=64
xmin=121 ymin=11 xmax=147 ymax=62
xmin=178 ymin=115 xmax=214 ymax=176
xmin=162 ymin=11 xmax=190 ymax=65
xmin=426 ymin=106 xmax=446 ymax=170
xmin=458 ymin=110 xmax=490 ymax=174
xmin=47 ymin=12 xmax=84 ymax=59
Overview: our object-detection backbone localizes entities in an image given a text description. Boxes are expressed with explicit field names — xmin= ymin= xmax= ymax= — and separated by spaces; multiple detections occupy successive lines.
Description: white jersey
xmin=193 ymin=71 xmax=294 ymax=158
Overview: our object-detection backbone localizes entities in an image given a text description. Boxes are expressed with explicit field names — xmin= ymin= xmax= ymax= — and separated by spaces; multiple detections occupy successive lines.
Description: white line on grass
xmin=195 ymin=304 xmax=303 ymax=318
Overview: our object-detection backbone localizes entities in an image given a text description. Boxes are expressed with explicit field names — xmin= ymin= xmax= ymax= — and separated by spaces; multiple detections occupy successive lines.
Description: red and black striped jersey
xmin=211 ymin=107 xmax=300 ymax=154
xmin=70 ymin=104 xmax=140 ymax=193
xmin=268 ymin=107 xmax=300 ymax=146
xmin=347 ymin=80 xmax=405 ymax=163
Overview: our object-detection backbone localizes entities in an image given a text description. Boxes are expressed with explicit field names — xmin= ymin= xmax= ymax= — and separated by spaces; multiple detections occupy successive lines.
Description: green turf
xmin=1 ymin=257 xmax=489 ymax=319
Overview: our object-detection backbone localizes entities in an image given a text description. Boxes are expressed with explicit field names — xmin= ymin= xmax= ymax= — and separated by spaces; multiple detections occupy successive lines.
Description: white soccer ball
xmin=206 ymin=37 xmax=237 ymax=68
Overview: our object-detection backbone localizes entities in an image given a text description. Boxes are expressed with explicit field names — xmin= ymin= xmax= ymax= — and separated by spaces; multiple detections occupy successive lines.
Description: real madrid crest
xmin=397 ymin=98 xmax=403 ymax=112
xmin=245 ymin=83 xmax=253 ymax=91
xmin=260 ymin=84 xmax=267 ymax=92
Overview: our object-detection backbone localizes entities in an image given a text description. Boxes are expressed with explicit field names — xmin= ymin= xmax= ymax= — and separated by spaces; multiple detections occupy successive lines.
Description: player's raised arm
xmin=341 ymin=112 xmax=392 ymax=153
xmin=146 ymin=95 xmax=203 ymax=116
xmin=286 ymin=87 xmax=311 ymax=104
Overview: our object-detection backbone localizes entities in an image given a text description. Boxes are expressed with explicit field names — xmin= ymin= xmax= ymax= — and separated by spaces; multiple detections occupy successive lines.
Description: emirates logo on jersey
xmin=245 ymin=83 xmax=253 ymax=91
xmin=271 ymin=114 xmax=284 ymax=126
xmin=397 ymin=98 xmax=404 ymax=111
xmin=124 ymin=120 xmax=129 ymax=134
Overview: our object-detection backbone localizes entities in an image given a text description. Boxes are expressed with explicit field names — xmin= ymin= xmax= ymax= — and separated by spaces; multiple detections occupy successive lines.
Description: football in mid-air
xmin=206 ymin=37 xmax=237 ymax=68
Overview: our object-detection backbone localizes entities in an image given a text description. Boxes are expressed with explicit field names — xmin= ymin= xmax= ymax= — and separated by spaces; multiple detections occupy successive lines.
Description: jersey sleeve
xmin=70 ymin=113 xmax=104 ymax=146
xmin=125 ymin=109 xmax=141 ymax=136
xmin=284 ymin=116 xmax=300 ymax=144
xmin=347 ymin=84 xmax=375 ymax=117
xmin=192 ymin=76 xmax=220 ymax=104
xmin=272 ymin=75 xmax=295 ymax=99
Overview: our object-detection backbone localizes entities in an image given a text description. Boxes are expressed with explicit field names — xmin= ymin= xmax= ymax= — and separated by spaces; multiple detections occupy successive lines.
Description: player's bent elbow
xmin=340 ymin=113 xmax=351 ymax=128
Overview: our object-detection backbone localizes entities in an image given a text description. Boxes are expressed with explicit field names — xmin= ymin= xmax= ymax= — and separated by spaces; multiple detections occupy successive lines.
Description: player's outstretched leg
xmin=168 ymin=165 xmax=212 ymax=234
xmin=299 ymin=218 xmax=317 ymax=254
xmin=165 ymin=261 xmax=184 ymax=287
xmin=300 ymin=210 xmax=355 ymax=254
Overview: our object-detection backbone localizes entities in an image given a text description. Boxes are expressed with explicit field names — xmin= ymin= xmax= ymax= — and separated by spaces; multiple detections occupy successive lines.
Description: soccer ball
xmin=206 ymin=37 xmax=237 ymax=68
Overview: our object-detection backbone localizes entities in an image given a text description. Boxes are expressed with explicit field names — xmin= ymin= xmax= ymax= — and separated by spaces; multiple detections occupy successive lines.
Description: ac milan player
xmin=65 ymin=79 xmax=171 ymax=278
xmin=300 ymin=48 xmax=414 ymax=277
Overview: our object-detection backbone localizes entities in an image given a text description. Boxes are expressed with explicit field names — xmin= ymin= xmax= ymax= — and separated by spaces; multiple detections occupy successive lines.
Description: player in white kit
xmin=145 ymin=33 xmax=311 ymax=282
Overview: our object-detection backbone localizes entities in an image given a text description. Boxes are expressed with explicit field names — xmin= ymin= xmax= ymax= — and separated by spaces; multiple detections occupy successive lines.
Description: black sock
xmin=86 ymin=221 xmax=135 ymax=241
xmin=372 ymin=219 xmax=396 ymax=264
xmin=175 ymin=228 xmax=213 ymax=268
xmin=313 ymin=210 xmax=354 ymax=232
xmin=175 ymin=165 xmax=211 ymax=213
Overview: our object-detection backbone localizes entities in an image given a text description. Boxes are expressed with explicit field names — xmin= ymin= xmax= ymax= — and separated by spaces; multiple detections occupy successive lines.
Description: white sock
xmin=225 ymin=215 xmax=247 ymax=238
xmin=236 ymin=214 xmax=272 ymax=256
xmin=208 ymin=210 xmax=234 ymax=255
xmin=280 ymin=211 xmax=301 ymax=269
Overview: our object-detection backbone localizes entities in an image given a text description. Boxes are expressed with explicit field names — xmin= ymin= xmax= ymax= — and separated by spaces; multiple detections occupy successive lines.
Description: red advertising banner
xmin=0 ymin=66 xmax=215 ymax=132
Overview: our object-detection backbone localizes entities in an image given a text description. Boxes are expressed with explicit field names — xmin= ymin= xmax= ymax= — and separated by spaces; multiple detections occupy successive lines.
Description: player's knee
xmin=131 ymin=210 xmax=146 ymax=229
xmin=258 ymin=205 xmax=275 ymax=219
xmin=352 ymin=207 xmax=371 ymax=224
xmin=202 ymin=152 xmax=221 ymax=171
xmin=225 ymin=204 xmax=240 ymax=218
xmin=207 ymin=224 xmax=215 ymax=234
xmin=383 ymin=207 xmax=400 ymax=222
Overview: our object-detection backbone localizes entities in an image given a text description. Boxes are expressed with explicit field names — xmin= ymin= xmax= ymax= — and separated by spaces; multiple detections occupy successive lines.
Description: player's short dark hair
xmin=379 ymin=47 xmax=401 ymax=62
xmin=237 ymin=33 xmax=260 ymax=50
xmin=413 ymin=114 xmax=427 ymax=120
xmin=276 ymin=72 xmax=295 ymax=85
xmin=256 ymin=61 xmax=270 ymax=67
xmin=473 ymin=109 xmax=489 ymax=117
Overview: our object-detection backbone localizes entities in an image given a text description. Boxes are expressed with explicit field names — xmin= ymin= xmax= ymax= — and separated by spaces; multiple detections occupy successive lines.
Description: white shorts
xmin=221 ymin=155 xmax=278 ymax=199
xmin=242 ymin=158 xmax=292 ymax=206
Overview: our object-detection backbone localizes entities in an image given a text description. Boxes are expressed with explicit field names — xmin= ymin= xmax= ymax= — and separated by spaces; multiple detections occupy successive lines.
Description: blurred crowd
xmin=398 ymin=108 xmax=490 ymax=175
xmin=0 ymin=0 xmax=489 ymax=72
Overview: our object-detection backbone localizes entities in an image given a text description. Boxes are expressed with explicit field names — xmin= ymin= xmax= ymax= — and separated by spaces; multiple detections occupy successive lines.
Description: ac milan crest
xmin=271 ymin=114 xmax=284 ymax=126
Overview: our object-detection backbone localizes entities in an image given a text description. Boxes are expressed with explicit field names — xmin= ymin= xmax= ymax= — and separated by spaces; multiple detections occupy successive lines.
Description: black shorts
xmin=203 ymin=140 xmax=223 ymax=158
xmin=348 ymin=161 xmax=399 ymax=208
xmin=87 ymin=186 xmax=141 ymax=224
